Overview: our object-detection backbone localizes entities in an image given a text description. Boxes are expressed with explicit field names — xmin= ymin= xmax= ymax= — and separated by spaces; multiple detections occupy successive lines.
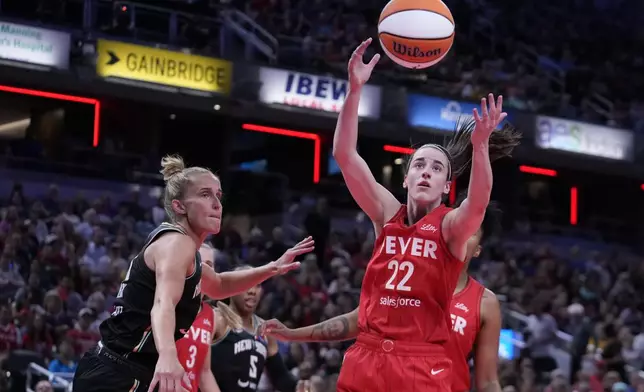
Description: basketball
xmin=378 ymin=0 xmax=455 ymax=69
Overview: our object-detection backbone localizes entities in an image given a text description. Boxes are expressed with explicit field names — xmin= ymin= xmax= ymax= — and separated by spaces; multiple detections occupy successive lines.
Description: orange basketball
xmin=378 ymin=0 xmax=455 ymax=69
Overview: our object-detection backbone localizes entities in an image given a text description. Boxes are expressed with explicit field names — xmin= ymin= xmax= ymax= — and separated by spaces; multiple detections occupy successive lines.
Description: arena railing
xmin=25 ymin=363 xmax=72 ymax=392
xmin=502 ymin=304 xmax=644 ymax=380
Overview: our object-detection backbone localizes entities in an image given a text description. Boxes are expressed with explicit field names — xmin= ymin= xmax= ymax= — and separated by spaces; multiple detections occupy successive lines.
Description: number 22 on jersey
xmin=384 ymin=260 xmax=415 ymax=292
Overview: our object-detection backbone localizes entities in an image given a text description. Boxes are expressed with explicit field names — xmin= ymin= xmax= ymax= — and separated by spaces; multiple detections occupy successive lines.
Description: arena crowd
xmin=0 ymin=178 xmax=643 ymax=392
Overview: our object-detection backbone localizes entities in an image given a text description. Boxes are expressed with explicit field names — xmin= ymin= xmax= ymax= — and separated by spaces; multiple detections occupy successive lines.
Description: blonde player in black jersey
xmin=73 ymin=155 xmax=314 ymax=392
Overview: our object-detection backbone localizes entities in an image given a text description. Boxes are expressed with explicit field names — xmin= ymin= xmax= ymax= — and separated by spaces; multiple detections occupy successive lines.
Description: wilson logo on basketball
xmin=391 ymin=42 xmax=442 ymax=58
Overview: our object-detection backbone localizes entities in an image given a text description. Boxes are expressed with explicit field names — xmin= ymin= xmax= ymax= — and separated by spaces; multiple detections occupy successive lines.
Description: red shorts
xmin=337 ymin=333 xmax=453 ymax=392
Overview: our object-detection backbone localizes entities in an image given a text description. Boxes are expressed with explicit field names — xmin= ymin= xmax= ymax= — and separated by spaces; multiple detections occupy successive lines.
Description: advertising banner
xmin=258 ymin=67 xmax=382 ymax=119
xmin=96 ymin=39 xmax=232 ymax=94
xmin=535 ymin=115 xmax=633 ymax=161
xmin=0 ymin=21 xmax=70 ymax=68
xmin=407 ymin=94 xmax=514 ymax=131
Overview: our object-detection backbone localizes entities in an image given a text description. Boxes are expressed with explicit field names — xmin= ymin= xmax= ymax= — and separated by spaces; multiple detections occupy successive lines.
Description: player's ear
xmin=172 ymin=199 xmax=187 ymax=216
xmin=443 ymin=180 xmax=451 ymax=195
xmin=402 ymin=175 xmax=408 ymax=189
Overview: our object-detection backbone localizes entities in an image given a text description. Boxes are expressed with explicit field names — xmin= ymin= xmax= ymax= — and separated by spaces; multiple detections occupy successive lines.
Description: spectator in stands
xmin=35 ymin=380 xmax=54 ymax=392
xmin=66 ymin=308 xmax=99 ymax=357
xmin=0 ymin=303 xmax=21 ymax=357
xmin=545 ymin=369 xmax=569 ymax=392
xmin=22 ymin=312 xmax=54 ymax=360
xmin=47 ymin=340 xmax=77 ymax=373
xmin=602 ymin=323 xmax=628 ymax=381
xmin=526 ymin=301 xmax=559 ymax=379
xmin=568 ymin=303 xmax=595 ymax=383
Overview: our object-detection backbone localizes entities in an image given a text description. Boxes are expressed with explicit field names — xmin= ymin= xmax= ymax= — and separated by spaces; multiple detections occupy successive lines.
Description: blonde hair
xmin=216 ymin=301 xmax=243 ymax=331
xmin=159 ymin=155 xmax=213 ymax=222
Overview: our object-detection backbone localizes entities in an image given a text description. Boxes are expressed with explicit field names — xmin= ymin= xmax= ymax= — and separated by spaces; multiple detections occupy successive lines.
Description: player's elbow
xmin=151 ymin=296 xmax=176 ymax=316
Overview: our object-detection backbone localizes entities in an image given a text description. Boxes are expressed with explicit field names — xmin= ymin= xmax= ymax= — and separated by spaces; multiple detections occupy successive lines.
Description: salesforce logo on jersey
xmin=258 ymin=67 xmax=382 ymax=119
xmin=0 ymin=21 xmax=70 ymax=69
xmin=535 ymin=115 xmax=633 ymax=161
xmin=407 ymin=94 xmax=514 ymax=131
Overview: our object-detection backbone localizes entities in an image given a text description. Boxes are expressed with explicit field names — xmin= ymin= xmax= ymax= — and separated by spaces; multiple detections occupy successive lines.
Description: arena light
xmin=570 ymin=187 xmax=578 ymax=225
xmin=519 ymin=165 xmax=557 ymax=177
xmin=383 ymin=145 xmax=414 ymax=155
xmin=641 ymin=184 xmax=644 ymax=191
xmin=241 ymin=124 xmax=321 ymax=183
xmin=0 ymin=85 xmax=101 ymax=147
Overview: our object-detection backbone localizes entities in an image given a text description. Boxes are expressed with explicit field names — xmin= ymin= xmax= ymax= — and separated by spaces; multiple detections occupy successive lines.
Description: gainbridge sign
xmin=96 ymin=39 xmax=232 ymax=94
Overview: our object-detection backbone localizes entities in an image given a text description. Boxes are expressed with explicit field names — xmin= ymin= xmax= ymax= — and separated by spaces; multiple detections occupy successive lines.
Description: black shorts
xmin=73 ymin=344 xmax=153 ymax=392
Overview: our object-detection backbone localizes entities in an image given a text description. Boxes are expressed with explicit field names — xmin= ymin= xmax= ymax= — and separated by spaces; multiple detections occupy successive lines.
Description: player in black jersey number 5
xmin=72 ymin=155 xmax=314 ymax=392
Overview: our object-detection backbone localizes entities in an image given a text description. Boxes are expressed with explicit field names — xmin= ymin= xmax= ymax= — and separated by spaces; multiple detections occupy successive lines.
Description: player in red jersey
xmin=447 ymin=199 xmax=502 ymax=392
xmin=262 ymin=38 xmax=520 ymax=391
xmin=175 ymin=302 xmax=220 ymax=392
xmin=258 ymin=200 xmax=504 ymax=391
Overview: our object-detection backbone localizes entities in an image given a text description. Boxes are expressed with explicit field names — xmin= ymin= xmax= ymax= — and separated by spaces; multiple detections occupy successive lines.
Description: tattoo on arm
xmin=309 ymin=316 xmax=350 ymax=341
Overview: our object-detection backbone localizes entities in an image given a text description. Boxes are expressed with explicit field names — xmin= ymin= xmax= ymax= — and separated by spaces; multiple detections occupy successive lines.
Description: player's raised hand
xmin=471 ymin=93 xmax=507 ymax=146
xmin=348 ymin=38 xmax=380 ymax=89
xmin=148 ymin=353 xmax=191 ymax=392
xmin=256 ymin=318 xmax=293 ymax=341
xmin=271 ymin=236 xmax=315 ymax=275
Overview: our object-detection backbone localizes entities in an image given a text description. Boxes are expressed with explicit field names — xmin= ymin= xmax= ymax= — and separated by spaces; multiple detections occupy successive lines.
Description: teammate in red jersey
xmin=175 ymin=302 xmax=220 ymax=392
xmin=260 ymin=37 xmax=520 ymax=391
xmin=258 ymin=200 xmax=504 ymax=391
xmin=447 ymin=199 xmax=502 ymax=392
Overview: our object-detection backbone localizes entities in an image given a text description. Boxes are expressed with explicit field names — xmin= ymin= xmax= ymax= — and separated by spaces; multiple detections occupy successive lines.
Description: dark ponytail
xmin=447 ymin=117 xmax=522 ymax=178
xmin=404 ymin=117 xmax=521 ymax=178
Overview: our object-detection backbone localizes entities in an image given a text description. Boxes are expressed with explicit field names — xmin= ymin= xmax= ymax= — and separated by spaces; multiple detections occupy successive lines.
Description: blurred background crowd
xmin=0 ymin=0 xmax=643 ymax=391
xmin=1 ymin=184 xmax=644 ymax=392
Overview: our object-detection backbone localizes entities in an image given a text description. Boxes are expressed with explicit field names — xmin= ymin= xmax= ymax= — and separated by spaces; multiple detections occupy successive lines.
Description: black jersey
xmin=99 ymin=223 xmax=203 ymax=370
xmin=211 ymin=315 xmax=268 ymax=392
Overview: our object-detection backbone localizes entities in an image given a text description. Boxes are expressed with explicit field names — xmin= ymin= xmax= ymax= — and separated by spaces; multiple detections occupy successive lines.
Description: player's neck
xmin=175 ymin=220 xmax=205 ymax=247
xmin=241 ymin=315 xmax=254 ymax=332
xmin=230 ymin=303 xmax=254 ymax=331
xmin=453 ymin=273 xmax=469 ymax=294
xmin=406 ymin=199 xmax=441 ymax=224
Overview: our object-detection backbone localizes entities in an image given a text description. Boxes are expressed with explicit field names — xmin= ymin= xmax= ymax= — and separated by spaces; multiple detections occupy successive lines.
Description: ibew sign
xmin=258 ymin=67 xmax=382 ymax=119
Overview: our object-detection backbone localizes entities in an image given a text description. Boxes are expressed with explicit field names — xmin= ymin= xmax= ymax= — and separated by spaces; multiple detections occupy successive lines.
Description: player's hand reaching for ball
xmin=471 ymin=93 xmax=507 ymax=146
xmin=348 ymin=38 xmax=380 ymax=89
xmin=256 ymin=318 xmax=293 ymax=341
xmin=149 ymin=352 xmax=190 ymax=392
xmin=270 ymin=236 xmax=315 ymax=275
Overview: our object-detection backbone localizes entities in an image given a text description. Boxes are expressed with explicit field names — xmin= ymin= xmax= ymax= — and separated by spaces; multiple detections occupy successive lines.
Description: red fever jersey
xmin=358 ymin=205 xmax=464 ymax=343
xmin=176 ymin=303 xmax=215 ymax=391
xmin=447 ymin=277 xmax=485 ymax=392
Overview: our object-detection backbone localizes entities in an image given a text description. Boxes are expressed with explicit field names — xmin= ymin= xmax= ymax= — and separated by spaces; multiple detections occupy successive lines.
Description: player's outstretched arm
xmin=474 ymin=290 xmax=502 ymax=392
xmin=258 ymin=307 xmax=359 ymax=343
xmin=444 ymin=94 xmax=507 ymax=252
xmin=333 ymin=38 xmax=400 ymax=228
xmin=201 ymin=237 xmax=315 ymax=300
xmin=199 ymin=345 xmax=221 ymax=392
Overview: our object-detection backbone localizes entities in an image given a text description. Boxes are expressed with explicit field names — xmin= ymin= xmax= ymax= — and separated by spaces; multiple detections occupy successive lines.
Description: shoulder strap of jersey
xmin=143 ymin=223 xmax=187 ymax=248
